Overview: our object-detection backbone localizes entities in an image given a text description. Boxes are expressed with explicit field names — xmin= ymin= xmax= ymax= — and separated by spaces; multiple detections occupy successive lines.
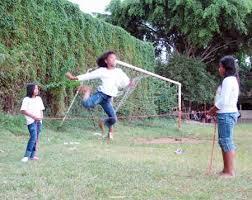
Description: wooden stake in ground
xmin=206 ymin=119 xmax=217 ymax=175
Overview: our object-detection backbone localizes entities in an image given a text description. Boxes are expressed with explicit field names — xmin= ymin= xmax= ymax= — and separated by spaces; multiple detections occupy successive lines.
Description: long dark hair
xmin=96 ymin=51 xmax=115 ymax=68
xmin=219 ymin=55 xmax=237 ymax=77
xmin=219 ymin=55 xmax=240 ymax=85
xmin=26 ymin=83 xmax=37 ymax=98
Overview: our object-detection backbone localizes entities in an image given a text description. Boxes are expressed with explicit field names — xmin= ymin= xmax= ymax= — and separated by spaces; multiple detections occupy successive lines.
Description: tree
xmin=101 ymin=0 xmax=252 ymax=64
xmin=0 ymin=0 xmax=155 ymax=114
xmin=156 ymin=54 xmax=216 ymax=104
xmin=98 ymin=0 xmax=252 ymax=105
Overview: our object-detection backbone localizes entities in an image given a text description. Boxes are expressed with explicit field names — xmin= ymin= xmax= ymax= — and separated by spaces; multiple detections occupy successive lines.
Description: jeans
xmin=82 ymin=91 xmax=117 ymax=128
xmin=217 ymin=112 xmax=239 ymax=152
xmin=24 ymin=121 xmax=42 ymax=158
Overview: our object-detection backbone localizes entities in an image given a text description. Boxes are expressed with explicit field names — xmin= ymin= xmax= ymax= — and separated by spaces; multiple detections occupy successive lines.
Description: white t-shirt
xmin=214 ymin=76 xmax=239 ymax=113
xmin=214 ymin=85 xmax=222 ymax=105
xmin=77 ymin=67 xmax=130 ymax=97
xmin=20 ymin=96 xmax=45 ymax=125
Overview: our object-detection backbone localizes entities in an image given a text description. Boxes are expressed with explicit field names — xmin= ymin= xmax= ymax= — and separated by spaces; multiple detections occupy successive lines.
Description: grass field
xmin=0 ymin=114 xmax=251 ymax=200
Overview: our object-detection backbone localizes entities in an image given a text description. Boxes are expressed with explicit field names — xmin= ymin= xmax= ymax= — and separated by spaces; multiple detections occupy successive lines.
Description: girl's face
xmin=105 ymin=54 xmax=117 ymax=68
xmin=33 ymin=85 xmax=39 ymax=96
xmin=218 ymin=64 xmax=225 ymax=77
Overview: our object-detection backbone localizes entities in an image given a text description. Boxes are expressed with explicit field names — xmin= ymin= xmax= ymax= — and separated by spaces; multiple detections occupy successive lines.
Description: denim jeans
xmin=217 ymin=112 xmax=239 ymax=152
xmin=24 ymin=121 xmax=42 ymax=158
xmin=82 ymin=91 xmax=117 ymax=128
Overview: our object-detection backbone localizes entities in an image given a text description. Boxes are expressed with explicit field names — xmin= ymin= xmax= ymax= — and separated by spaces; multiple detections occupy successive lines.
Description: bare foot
xmin=109 ymin=132 xmax=113 ymax=140
xmin=78 ymin=85 xmax=91 ymax=94
xmin=108 ymin=127 xmax=113 ymax=140
xmin=78 ymin=85 xmax=91 ymax=99
xmin=217 ymin=170 xmax=225 ymax=175
xmin=98 ymin=119 xmax=105 ymax=136
xmin=106 ymin=136 xmax=110 ymax=144
xmin=105 ymin=132 xmax=113 ymax=144
xmin=219 ymin=172 xmax=235 ymax=178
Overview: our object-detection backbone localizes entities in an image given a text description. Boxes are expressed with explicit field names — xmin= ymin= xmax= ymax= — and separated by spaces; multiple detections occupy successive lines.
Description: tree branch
xmin=200 ymin=40 xmax=237 ymax=62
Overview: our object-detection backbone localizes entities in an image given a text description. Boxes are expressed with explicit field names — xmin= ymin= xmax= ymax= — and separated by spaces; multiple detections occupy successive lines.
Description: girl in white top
xmin=20 ymin=83 xmax=45 ymax=162
xmin=208 ymin=55 xmax=239 ymax=178
xmin=66 ymin=51 xmax=131 ymax=141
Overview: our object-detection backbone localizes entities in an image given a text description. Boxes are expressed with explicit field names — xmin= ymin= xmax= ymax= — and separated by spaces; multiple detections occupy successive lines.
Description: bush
xmin=0 ymin=0 xmax=155 ymax=116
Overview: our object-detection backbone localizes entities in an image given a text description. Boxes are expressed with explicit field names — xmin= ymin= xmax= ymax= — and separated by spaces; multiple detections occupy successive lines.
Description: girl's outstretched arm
xmin=65 ymin=72 xmax=78 ymax=80
xmin=66 ymin=68 xmax=103 ymax=82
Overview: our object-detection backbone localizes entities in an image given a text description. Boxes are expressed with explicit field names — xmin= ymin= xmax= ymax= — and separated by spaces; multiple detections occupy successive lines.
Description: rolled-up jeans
xmin=82 ymin=91 xmax=117 ymax=128
xmin=217 ymin=112 xmax=239 ymax=152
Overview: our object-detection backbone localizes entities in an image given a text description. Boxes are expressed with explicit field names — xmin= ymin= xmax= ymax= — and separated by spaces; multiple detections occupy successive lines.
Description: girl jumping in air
xmin=66 ymin=51 xmax=130 ymax=141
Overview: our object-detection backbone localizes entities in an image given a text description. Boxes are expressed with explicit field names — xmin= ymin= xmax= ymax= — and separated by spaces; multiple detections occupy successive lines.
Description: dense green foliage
xmin=103 ymin=0 xmax=252 ymax=61
xmin=99 ymin=0 xmax=252 ymax=105
xmin=157 ymin=54 xmax=216 ymax=103
xmin=0 ymin=0 xmax=157 ymax=116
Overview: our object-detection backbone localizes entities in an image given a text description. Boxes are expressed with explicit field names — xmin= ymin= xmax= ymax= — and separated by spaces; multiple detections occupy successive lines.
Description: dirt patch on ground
xmin=134 ymin=137 xmax=204 ymax=144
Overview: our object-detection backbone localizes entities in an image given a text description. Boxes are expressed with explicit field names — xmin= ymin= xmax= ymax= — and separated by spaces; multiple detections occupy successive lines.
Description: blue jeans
xmin=24 ymin=121 xmax=42 ymax=158
xmin=82 ymin=91 xmax=117 ymax=128
xmin=217 ymin=112 xmax=238 ymax=152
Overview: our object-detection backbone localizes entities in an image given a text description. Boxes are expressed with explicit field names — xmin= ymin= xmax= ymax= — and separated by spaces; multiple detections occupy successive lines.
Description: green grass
xmin=0 ymin=115 xmax=252 ymax=199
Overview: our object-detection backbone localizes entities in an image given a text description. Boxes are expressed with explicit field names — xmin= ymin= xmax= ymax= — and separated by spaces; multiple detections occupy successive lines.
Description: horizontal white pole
xmin=116 ymin=59 xmax=182 ymax=128
xmin=116 ymin=60 xmax=181 ymax=86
